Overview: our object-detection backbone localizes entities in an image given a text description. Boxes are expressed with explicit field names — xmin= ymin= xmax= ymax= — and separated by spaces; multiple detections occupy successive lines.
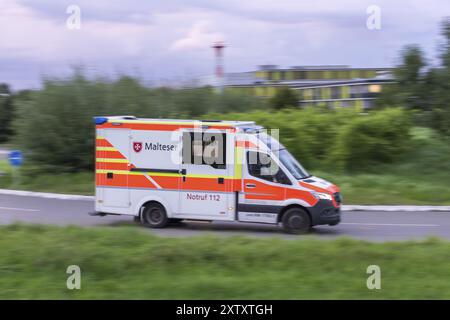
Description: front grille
xmin=334 ymin=192 xmax=342 ymax=204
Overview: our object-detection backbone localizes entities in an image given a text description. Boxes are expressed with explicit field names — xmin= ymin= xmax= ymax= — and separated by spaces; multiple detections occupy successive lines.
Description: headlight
xmin=312 ymin=192 xmax=333 ymax=201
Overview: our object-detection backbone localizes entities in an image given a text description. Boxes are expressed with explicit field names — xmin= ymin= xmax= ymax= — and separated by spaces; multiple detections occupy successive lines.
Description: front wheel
xmin=141 ymin=202 xmax=169 ymax=228
xmin=282 ymin=208 xmax=311 ymax=234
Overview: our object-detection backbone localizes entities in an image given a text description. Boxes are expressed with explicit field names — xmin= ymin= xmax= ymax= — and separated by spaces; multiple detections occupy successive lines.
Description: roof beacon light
xmin=94 ymin=117 xmax=108 ymax=125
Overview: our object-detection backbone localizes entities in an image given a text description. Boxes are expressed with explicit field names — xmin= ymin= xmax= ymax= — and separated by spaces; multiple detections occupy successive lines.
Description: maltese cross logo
xmin=133 ymin=142 xmax=143 ymax=153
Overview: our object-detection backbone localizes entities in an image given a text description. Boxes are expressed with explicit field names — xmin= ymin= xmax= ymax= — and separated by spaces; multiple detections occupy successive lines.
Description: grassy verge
xmin=0 ymin=161 xmax=93 ymax=195
xmin=1 ymin=163 xmax=449 ymax=205
xmin=315 ymin=171 xmax=450 ymax=205
xmin=316 ymin=127 xmax=450 ymax=205
xmin=0 ymin=224 xmax=449 ymax=299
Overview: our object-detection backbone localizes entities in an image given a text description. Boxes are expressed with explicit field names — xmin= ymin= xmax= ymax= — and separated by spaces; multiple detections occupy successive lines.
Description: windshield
xmin=254 ymin=132 xmax=310 ymax=179
xmin=278 ymin=149 xmax=310 ymax=179
xmin=254 ymin=132 xmax=283 ymax=150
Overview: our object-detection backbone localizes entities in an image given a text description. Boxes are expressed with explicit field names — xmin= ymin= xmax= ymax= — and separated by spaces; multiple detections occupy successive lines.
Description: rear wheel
xmin=282 ymin=208 xmax=311 ymax=234
xmin=141 ymin=202 xmax=169 ymax=228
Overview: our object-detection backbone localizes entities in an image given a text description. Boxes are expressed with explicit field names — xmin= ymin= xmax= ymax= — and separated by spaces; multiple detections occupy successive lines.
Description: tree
xmin=428 ymin=17 xmax=450 ymax=135
xmin=394 ymin=45 xmax=427 ymax=110
xmin=11 ymin=71 xmax=267 ymax=172
xmin=269 ymin=87 xmax=299 ymax=110
xmin=0 ymin=83 xmax=13 ymax=143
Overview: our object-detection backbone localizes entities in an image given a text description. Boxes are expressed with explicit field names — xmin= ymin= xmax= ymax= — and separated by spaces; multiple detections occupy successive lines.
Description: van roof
xmin=95 ymin=116 xmax=256 ymax=127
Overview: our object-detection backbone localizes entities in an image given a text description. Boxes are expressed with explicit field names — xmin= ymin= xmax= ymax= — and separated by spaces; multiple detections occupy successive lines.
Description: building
xmin=219 ymin=65 xmax=394 ymax=109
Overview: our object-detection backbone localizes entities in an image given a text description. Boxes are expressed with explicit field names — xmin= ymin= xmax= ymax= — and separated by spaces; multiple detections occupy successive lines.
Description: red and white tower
xmin=212 ymin=41 xmax=226 ymax=92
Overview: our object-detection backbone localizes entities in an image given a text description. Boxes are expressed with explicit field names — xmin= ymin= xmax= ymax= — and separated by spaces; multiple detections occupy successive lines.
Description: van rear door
xmin=177 ymin=130 xmax=235 ymax=220
xmin=98 ymin=128 xmax=131 ymax=208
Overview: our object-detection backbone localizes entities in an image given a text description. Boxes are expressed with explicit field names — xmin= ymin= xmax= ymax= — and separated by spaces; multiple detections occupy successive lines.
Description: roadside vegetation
xmin=0 ymin=18 xmax=449 ymax=204
xmin=1 ymin=112 xmax=449 ymax=204
xmin=0 ymin=224 xmax=449 ymax=299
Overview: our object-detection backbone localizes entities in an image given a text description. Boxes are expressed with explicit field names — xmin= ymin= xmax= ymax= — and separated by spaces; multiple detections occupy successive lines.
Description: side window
xmin=247 ymin=151 xmax=291 ymax=185
xmin=182 ymin=131 xmax=226 ymax=169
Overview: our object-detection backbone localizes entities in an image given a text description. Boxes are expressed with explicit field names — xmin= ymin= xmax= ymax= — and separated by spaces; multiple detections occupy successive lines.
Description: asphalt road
xmin=1 ymin=193 xmax=450 ymax=241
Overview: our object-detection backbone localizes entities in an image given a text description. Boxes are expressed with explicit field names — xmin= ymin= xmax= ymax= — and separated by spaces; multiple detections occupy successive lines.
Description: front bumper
xmin=309 ymin=199 xmax=341 ymax=226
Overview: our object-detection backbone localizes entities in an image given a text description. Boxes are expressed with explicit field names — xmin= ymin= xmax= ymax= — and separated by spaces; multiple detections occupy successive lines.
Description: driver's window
xmin=247 ymin=151 xmax=291 ymax=185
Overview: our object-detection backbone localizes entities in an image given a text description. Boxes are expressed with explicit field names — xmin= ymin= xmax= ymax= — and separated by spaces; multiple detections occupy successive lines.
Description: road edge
xmin=0 ymin=189 xmax=94 ymax=201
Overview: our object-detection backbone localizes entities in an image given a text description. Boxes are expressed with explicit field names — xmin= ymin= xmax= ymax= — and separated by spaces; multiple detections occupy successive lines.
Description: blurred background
xmin=1 ymin=1 xmax=449 ymax=204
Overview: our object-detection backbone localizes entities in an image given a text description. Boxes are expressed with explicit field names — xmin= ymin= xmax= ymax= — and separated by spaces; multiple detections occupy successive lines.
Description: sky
xmin=0 ymin=0 xmax=449 ymax=90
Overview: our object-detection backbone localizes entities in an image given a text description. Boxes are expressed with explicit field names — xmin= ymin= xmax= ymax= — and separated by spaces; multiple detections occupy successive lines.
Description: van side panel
xmin=95 ymin=125 xmax=238 ymax=221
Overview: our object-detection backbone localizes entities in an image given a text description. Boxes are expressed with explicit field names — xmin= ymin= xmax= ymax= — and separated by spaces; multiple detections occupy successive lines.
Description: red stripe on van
xmin=96 ymin=138 xmax=113 ymax=147
xmin=96 ymin=150 xmax=127 ymax=159
xmin=97 ymin=123 xmax=235 ymax=131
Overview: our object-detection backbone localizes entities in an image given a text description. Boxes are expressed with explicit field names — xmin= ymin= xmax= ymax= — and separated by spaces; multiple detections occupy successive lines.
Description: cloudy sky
xmin=1 ymin=0 xmax=449 ymax=90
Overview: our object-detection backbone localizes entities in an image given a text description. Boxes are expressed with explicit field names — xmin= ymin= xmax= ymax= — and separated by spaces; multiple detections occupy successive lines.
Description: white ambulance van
xmin=93 ymin=116 xmax=341 ymax=234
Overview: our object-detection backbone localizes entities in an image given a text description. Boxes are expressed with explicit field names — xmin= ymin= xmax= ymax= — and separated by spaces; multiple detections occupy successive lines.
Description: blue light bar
xmin=94 ymin=117 xmax=108 ymax=125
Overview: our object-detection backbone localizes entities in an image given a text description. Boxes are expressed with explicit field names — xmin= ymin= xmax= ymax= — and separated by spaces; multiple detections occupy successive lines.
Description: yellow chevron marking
xmin=96 ymin=147 xmax=116 ymax=151
xmin=96 ymin=158 xmax=128 ymax=163
xmin=234 ymin=146 xmax=243 ymax=179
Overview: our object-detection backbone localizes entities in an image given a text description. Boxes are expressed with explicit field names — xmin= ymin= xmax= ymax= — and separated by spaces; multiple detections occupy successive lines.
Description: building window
xmin=273 ymin=72 xmax=281 ymax=81
xmin=350 ymin=85 xmax=361 ymax=98
xmin=363 ymin=100 xmax=373 ymax=110
xmin=368 ymin=84 xmax=381 ymax=93
xmin=331 ymin=86 xmax=341 ymax=99
xmin=303 ymin=89 xmax=312 ymax=99
xmin=313 ymin=88 xmax=321 ymax=100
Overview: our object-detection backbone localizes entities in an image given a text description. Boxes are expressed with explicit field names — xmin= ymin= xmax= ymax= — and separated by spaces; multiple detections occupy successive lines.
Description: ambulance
xmin=93 ymin=116 xmax=342 ymax=234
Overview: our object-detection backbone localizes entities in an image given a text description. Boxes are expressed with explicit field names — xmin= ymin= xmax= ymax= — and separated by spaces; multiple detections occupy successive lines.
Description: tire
xmin=282 ymin=207 xmax=311 ymax=234
xmin=141 ymin=202 xmax=169 ymax=228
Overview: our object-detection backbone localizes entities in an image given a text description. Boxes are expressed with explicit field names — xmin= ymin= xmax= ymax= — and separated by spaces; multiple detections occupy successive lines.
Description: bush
xmin=269 ymin=87 xmax=299 ymax=109
xmin=207 ymin=108 xmax=412 ymax=171
xmin=0 ymin=84 xmax=13 ymax=143
xmin=12 ymin=70 xmax=412 ymax=172
xmin=330 ymin=108 xmax=412 ymax=170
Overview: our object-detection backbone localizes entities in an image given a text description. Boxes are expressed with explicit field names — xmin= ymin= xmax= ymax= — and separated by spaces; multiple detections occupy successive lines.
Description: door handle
xmin=180 ymin=168 xmax=187 ymax=182
xmin=245 ymin=183 xmax=256 ymax=188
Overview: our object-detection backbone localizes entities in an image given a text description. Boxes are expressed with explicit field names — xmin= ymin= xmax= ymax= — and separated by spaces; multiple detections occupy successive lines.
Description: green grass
xmin=0 ymin=162 xmax=93 ymax=195
xmin=0 ymin=224 xmax=449 ymax=299
xmin=316 ymin=127 xmax=450 ymax=205
xmin=1 ymin=127 xmax=449 ymax=204
xmin=316 ymin=171 xmax=450 ymax=205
